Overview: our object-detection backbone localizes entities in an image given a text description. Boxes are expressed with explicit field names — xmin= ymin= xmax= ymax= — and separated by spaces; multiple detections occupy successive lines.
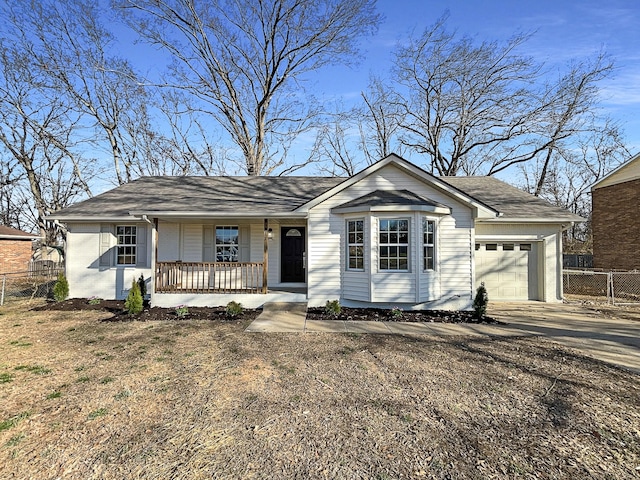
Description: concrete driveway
xmin=490 ymin=302 xmax=640 ymax=374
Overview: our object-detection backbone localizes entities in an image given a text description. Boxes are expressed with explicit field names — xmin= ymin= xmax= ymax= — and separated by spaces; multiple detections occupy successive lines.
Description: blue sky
xmin=310 ymin=0 xmax=640 ymax=156
xmin=110 ymin=0 xmax=639 ymax=177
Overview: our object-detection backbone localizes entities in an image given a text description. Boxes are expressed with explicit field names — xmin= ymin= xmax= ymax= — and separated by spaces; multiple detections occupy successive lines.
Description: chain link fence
xmin=0 ymin=266 xmax=63 ymax=306
xmin=563 ymin=269 xmax=640 ymax=305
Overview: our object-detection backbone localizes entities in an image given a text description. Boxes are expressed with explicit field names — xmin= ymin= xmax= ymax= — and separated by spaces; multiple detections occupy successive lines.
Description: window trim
xmin=422 ymin=218 xmax=436 ymax=271
xmin=116 ymin=225 xmax=137 ymax=266
xmin=378 ymin=217 xmax=410 ymax=272
xmin=215 ymin=225 xmax=239 ymax=262
xmin=346 ymin=218 xmax=365 ymax=271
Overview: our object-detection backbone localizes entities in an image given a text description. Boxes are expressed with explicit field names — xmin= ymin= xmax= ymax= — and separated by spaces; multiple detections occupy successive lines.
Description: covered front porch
xmin=149 ymin=216 xmax=308 ymax=307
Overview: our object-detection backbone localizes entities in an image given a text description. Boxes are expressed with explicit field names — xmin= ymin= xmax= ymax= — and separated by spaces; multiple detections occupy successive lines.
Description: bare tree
xmin=392 ymin=15 xmax=617 ymax=180
xmin=115 ymin=0 xmax=381 ymax=175
xmin=4 ymin=0 xmax=160 ymax=185
xmin=308 ymin=110 xmax=360 ymax=176
xmin=358 ymin=76 xmax=406 ymax=164
xmin=0 ymin=43 xmax=92 ymax=241
xmin=520 ymin=120 xmax=629 ymax=251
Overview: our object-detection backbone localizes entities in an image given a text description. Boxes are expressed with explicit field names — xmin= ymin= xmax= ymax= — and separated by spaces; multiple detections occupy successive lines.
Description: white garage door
xmin=475 ymin=242 xmax=538 ymax=300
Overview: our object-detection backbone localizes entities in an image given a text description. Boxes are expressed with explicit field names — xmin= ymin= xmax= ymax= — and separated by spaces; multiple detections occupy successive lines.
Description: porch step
xmin=261 ymin=302 xmax=308 ymax=314
xmin=245 ymin=302 xmax=307 ymax=332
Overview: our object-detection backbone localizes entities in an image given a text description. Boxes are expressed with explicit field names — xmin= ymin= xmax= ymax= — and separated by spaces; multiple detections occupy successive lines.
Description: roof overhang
xmin=129 ymin=211 xmax=307 ymax=220
xmin=0 ymin=234 xmax=42 ymax=240
xmin=477 ymin=216 xmax=584 ymax=224
xmin=47 ymin=215 xmax=144 ymax=223
xmin=591 ymin=151 xmax=640 ymax=191
xmin=331 ymin=205 xmax=451 ymax=215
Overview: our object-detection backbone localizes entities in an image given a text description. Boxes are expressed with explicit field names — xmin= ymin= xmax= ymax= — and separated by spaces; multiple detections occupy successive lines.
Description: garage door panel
xmin=476 ymin=243 xmax=538 ymax=300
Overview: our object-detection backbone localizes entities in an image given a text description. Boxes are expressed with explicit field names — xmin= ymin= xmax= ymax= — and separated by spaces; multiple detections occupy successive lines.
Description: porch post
xmin=263 ymin=219 xmax=269 ymax=294
xmin=153 ymin=218 xmax=158 ymax=295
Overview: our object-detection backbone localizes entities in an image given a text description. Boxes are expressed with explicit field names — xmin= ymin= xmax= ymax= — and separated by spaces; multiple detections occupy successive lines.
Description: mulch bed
xmin=306 ymin=306 xmax=500 ymax=323
xmin=32 ymin=298 xmax=260 ymax=322
xmin=33 ymin=298 xmax=499 ymax=323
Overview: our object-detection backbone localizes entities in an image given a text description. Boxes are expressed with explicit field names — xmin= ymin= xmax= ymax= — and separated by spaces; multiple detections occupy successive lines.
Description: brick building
xmin=0 ymin=226 xmax=41 ymax=273
xmin=592 ymin=153 xmax=640 ymax=271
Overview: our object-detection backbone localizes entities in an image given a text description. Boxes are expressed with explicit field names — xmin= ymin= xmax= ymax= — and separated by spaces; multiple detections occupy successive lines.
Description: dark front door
xmin=281 ymin=227 xmax=305 ymax=283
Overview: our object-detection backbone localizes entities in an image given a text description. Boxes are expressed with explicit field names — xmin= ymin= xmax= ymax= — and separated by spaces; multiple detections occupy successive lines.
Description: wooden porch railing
xmin=155 ymin=261 xmax=265 ymax=294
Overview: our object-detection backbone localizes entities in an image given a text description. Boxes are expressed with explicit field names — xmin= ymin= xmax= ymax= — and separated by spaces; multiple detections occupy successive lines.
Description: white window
xmin=116 ymin=226 xmax=137 ymax=265
xmin=379 ymin=218 xmax=409 ymax=271
xmin=347 ymin=219 xmax=364 ymax=270
xmin=423 ymin=218 xmax=435 ymax=270
xmin=216 ymin=226 xmax=239 ymax=262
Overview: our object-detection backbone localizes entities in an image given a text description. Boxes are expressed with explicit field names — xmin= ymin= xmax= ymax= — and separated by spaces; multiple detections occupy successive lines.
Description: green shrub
xmin=137 ymin=274 xmax=147 ymax=298
xmin=324 ymin=299 xmax=341 ymax=318
xmin=174 ymin=304 xmax=189 ymax=318
xmin=473 ymin=282 xmax=489 ymax=319
xmin=52 ymin=273 xmax=69 ymax=302
xmin=125 ymin=279 xmax=143 ymax=315
xmin=225 ymin=301 xmax=243 ymax=318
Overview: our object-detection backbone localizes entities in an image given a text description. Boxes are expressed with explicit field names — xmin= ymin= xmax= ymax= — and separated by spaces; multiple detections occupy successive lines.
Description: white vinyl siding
xmin=65 ymin=223 xmax=152 ymax=300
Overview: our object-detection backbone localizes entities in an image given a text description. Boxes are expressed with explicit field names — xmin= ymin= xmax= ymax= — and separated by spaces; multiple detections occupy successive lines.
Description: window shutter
xmin=239 ymin=226 xmax=250 ymax=262
xmin=99 ymin=224 xmax=113 ymax=267
xmin=136 ymin=225 xmax=147 ymax=267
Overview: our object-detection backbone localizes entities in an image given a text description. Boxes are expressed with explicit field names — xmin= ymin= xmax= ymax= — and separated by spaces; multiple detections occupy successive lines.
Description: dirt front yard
xmin=0 ymin=301 xmax=639 ymax=479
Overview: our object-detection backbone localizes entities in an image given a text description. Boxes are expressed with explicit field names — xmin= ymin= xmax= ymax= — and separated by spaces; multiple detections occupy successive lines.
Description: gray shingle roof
xmin=50 ymin=173 xmax=582 ymax=222
xmin=332 ymin=189 xmax=449 ymax=210
xmin=441 ymin=176 xmax=583 ymax=220
xmin=51 ymin=176 xmax=344 ymax=217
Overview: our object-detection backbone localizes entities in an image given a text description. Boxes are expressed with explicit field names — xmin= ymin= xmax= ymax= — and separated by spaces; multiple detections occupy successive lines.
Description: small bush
xmin=473 ymin=282 xmax=489 ymax=319
xmin=87 ymin=296 xmax=102 ymax=305
xmin=174 ymin=304 xmax=189 ymax=318
xmin=125 ymin=279 xmax=143 ymax=315
xmin=226 ymin=301 xmax=243 ymax=318
xmin=390 ymin=306 xmax=404 ymax=319
xmin=52 ymin=273 xmax=69 ymax=302
xmin=324 ymin=299 xmax=341 ymax=318
xmin=137 ymin=274 xmax=147 ymax=298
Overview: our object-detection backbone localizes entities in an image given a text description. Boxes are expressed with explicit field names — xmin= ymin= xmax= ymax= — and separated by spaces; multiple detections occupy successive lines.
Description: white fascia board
xmin=129 ymin=211 xmax=307 ymax=219
xmin=591 ymin=151 xmax=640 ymax=190
xmin=477 ymin=217 xmax=584 ymax=224
xmin=331 ymin=205 xmax=451 ymax=215
xmin=0 ymin=234 xmax=42 ymax=240
xmin=46 ymin=215 xmax=143 ymax=223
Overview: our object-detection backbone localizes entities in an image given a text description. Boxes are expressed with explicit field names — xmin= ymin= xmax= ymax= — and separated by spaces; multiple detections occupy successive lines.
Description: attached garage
xmin=475 ymin=242 xmax=539 ymax=300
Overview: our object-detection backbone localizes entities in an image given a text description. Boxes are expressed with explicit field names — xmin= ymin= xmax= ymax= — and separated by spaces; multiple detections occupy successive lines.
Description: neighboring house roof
xmin=48 ymin=155 xmax=582 ymax=223
xmin=0 ymin=225 xmax=41 ymax=240
xmin=442 ymin=176 xmax=584 ymax=222
xmin=591 ymin=152 xmax=640 ymax=190
xmin=331 ymin=189 xmax=451 ymax=214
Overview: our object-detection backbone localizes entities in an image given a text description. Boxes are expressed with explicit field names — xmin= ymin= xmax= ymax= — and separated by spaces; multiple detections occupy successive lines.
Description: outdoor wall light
xmin=267 ymin=228 xmax=273 ymax=240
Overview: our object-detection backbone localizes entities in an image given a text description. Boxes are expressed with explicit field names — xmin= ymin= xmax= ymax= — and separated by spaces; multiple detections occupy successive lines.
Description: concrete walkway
xmin=245 ymin=301 xmax=640 ymax=374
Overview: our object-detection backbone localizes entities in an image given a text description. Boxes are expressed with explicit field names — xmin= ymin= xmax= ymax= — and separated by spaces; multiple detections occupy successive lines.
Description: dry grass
xmin=0 ymin=300 xmax=639 ymax=479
